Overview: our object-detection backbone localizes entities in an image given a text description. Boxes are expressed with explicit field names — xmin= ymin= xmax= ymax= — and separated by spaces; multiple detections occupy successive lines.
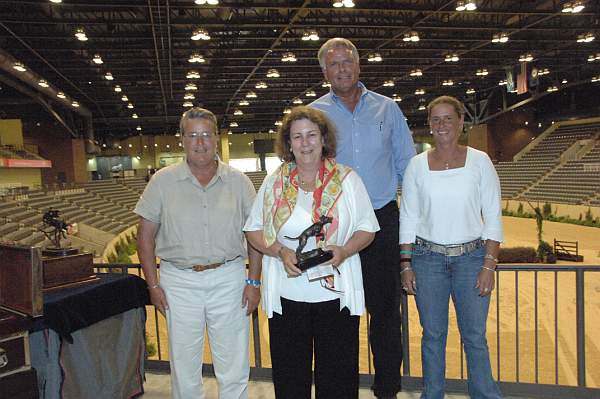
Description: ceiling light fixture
xmin=186 ymin=70 xmax=201 ymax=79
xmin=518 ymin=53 xmax=534 ymax=62
xmin=12 ymin=62 xmax=26 ymax=72
xmin=305 ymin=90 xmax=316 ymax=97
xmin=49 ymin=0 xmax=62 ymax=3
xmin=185 ymin=83 xmax=198 ymax=91
xmin=409 ymin=68 xmax=423 ymax=77
xmin=418 ymin=104 xmax=427 ymax=111
xmin=546 ymin=85 xmax=558 ymax=92
xmin=127 ymin=103 xmax=134 ymax=109
xmin=403 ymin=31 xmax=420 ymax=42
xmin=442 ymin=79 xmax=454 ymax=86
xmin=538 ymin=68 xmax=550 ymax=75
xmin=188 ymin=53 xmax=205 ymax=63
xmin=255 ymin=81 xmax=268 ymax=89
xmin=132 ymin=113 xmax=139 ymax=119
xmin=292 ymin=98 xmax=303 ymax=104
xmin=234 ymin=109 xmax=244 ymax=116
xmin=322 ymin=82 xmax=331 ymax=88
xmin=591 ymin=76 xmax=600 ymax=83
xmin=38 ymin=79 xmax=49 ymax=88
xmin=71 ymin=101 xmax=80 ymax=107
xmin=74 ymin=27 xmax=88 ymax=41
xmin=191 ymin=28 xmax=210 ymax=41
xmin=283 ymin=108 xmax=292 ymax=114
xmin=415 ymin=88 xmax=425 ymax=95
xmin=332 ymin=0 xmax=355 ymax=8
xmin=392 ymin=94 xmax=402 ymax=102
xmin=476 ymin=68 xmax=489 ymax=76
xmin=195 ymin=0 xmax=219 ymax=4
xmin=92 ymin=54 xmax=103 ymax=64
xmin=104 ymin=72 xmax=114 ymax=80
xmin=281 ymin=52 xmax=297 ymax=62
xmin=498 ymin=80 xmax=507 ymax=86
xmin=266 ymin=68 xmax=280 ymax=78
xmin=367 ymin=53 xmax=383 ymax=62
xmin=302 ymin=30 xmax=320 ymax=41
xmin=456 ymin=0 xmax=477 ymax=11
xmin=184 ymin=93 xmax=195 ymax=100
xmin=56 ymin=91 xmax=66 ymax=99
xmin=246 ymin=91 xmax=257 ymax=98
xmin=274 ymin=120 xmax=283 ymax=126
xmin=136 ymin=126 xmax=142 ymax=131
xmin=121 ymin=95 xmax=129 ymax=101
xmin=576 ymin=32 xmax=595 ymax=43
xmin=229 ymin=122 xmax=239 ymax=127
xmin=238 ymin=99 xmax=250 ymax=106
xmin=492 ymin=32 xmax=509 ymax=43
xmin=563 ymin=1 xmax=585 ymax=13
xmin=114 ymin=85 xmax=122 ymax=92
xmin=445 ymin=53 xmax=460 ymax=62
xmin=383 ymin=80 xmax=395 ymax=87
xmin=183 ymin=101 xmax=194 ymax=107
xmin=588 ymin=53 xmax=600 ymax=62
xmin=466 ymin=88 xmax=476 ymax=94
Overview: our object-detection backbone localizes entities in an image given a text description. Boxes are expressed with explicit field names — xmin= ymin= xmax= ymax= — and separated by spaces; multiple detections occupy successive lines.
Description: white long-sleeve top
xmin=399 ymin=147 xmax=503 ymax=245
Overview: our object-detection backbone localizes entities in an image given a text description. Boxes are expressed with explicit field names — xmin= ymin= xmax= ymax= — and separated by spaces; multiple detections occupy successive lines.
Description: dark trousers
xmin=268 ymin=298 xmax=360 ymax=399
xmin=360 ymin=201 xmax=403 ymax=397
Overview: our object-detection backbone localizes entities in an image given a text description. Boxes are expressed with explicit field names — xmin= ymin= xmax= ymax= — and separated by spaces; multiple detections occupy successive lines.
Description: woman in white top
xmin=244 ymin=106 xmax=379 ymax=398
xmin=399 ymin=96 xmax=503 ymax=399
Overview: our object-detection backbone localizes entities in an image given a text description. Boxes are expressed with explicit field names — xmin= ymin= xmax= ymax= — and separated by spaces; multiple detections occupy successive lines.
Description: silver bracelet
xmin=481 ymin=265 xmax=496 ymax=272
xmin=149 ymin=284 xmax=160 ymax=289
xmin=484 ymin=254 xmax=499 ymax=263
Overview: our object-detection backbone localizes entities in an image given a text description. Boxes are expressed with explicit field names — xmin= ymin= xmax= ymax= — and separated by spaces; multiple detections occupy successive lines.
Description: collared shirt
xmin=134 ymin=160 xmax=256 ymax=269
xmin=310 ymin=82 xmax=416 ymax=209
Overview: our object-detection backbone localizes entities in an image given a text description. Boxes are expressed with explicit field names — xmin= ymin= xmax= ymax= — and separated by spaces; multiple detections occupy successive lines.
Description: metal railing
xmin=95 ymin=263 xmax=600 ymax=398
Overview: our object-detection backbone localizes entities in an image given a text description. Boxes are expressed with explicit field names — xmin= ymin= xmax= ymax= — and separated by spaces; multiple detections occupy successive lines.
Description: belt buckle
xmin=192 ymin=264 xmax=207 ymax=272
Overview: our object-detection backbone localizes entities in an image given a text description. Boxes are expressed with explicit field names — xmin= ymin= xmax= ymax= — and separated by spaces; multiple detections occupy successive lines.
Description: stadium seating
xmin=496 ymin=122 xmax=600 ymax=203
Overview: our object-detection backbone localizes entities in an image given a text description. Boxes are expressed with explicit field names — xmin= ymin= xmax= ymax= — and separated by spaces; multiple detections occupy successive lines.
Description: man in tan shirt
xmin=135 ymin=107 xmax=262 ymax=399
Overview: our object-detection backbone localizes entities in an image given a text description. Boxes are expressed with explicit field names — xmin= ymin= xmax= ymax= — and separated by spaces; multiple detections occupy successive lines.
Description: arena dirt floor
xmin=133 ymin=216 xmax=600 ymax=389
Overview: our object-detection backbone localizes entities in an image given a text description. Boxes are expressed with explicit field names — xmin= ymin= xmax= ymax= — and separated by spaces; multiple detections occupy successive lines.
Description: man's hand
xmin=149 ymin=286 xmax=169 ymax=316
xmin=242 ymin=285 xmax=260 ymax=315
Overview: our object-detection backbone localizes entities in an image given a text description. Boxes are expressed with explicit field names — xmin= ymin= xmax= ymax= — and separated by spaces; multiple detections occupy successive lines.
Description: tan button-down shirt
xmin=134 ymin=160 xmax=256 ymax=269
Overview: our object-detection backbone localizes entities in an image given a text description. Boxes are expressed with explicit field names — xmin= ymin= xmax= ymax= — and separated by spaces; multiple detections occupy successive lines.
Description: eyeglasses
xmin=429 ymin=115 xmax=456 ymax=126
xmin=182 ymin=131 xmax=215 ymax=141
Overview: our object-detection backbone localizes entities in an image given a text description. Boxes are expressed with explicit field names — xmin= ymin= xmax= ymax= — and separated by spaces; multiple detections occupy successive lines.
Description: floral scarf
xmin=263 ymin=158 xmax=351 ymax=247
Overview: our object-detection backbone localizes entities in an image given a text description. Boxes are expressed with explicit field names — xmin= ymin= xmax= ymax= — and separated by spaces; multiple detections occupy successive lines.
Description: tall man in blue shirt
xmin=311 ymin=38 xmax=416 ymax=399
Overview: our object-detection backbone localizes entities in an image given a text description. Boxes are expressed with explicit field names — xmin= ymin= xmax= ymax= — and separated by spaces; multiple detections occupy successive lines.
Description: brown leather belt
xmin=191 ymin=262 xmax=224 ymax=272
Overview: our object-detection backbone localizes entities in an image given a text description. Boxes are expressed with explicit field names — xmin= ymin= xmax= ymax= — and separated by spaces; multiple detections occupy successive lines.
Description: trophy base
xmin=42 ymin=247 xmax=79 ymax=257
xmin=297 ymin=249 xmax=334 ymax=271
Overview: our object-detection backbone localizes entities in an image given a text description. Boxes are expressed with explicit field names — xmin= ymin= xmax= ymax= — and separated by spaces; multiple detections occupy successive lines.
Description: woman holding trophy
xmin=244 ymin=106 xmax=379 ymax=398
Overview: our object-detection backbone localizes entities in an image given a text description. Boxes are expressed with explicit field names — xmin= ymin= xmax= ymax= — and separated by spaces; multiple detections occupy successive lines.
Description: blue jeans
xmin=413 ymin=244 xmax=502 ymax=399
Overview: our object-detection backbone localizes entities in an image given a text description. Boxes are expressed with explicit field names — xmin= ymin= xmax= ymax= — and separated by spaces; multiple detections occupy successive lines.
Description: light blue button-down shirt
xmin=311 ymin=82 xmax=416 ymax=209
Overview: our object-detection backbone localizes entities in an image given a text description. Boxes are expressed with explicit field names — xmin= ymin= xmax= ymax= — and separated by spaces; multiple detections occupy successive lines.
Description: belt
xmin=192 ymin=262 xmax=224 ymax=272
xmin=415 ymin=236 xmax=483 ymax=257
xmin=191 ymin=256 xmax=241 ymax=272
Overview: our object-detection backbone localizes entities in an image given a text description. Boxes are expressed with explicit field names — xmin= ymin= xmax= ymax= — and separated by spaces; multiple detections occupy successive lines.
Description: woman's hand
xmin=476 ymin=260 xmax=496 ymax=296
xmin=326 ymin=245 xmax=349 ymax=268
xmin=400 ymin=268 xmax=417 ymax=295
xmin=279 ymin=246 xmax=302 ymax=277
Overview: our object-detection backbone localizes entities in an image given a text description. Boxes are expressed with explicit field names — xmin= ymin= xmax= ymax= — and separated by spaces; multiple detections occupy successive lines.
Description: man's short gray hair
xmin=317 ymin=38 xmax=360 ymax=69
xmin=179 ymin=107 xmax=218 ymax=135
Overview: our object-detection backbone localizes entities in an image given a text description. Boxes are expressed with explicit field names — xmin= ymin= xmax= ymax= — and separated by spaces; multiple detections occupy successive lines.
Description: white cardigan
xmin=244 ymin=169 xmax=379 ymax=317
